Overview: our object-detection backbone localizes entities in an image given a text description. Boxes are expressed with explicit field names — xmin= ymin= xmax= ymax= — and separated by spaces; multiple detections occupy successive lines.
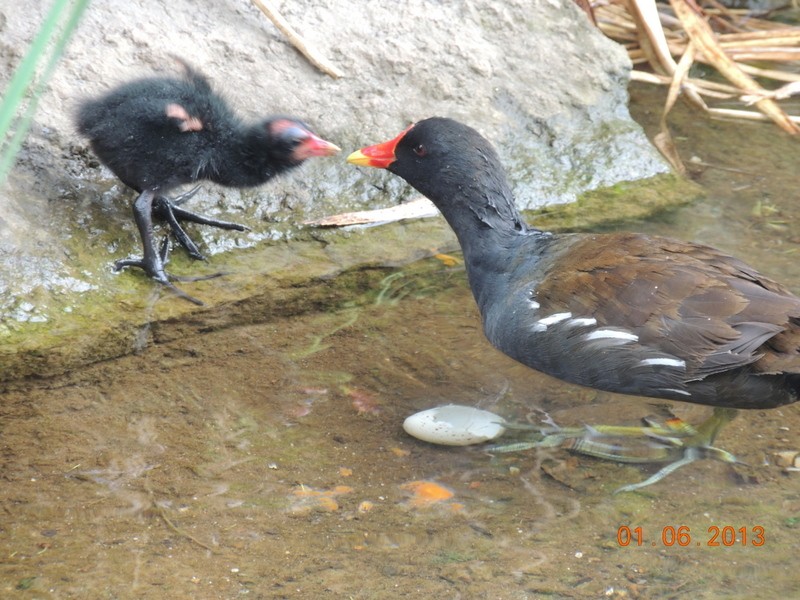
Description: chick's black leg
xmin=151 ymin=188 xmax=249 ymax=260
xmin=153 ymin=196 xmax=206 ymax=260
xmin=168 ymin=204 xmax=249 ymax=232
xmin=114 ymin=189 xmax=204 ymax=305
xmin=171 ymin=185 xmax=202 ymax=206
xmin=114 ymin=190 xmax=166 ymax=281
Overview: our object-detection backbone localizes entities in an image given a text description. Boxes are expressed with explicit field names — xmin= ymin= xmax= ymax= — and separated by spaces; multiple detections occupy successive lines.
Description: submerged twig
xmin=143 ymin=479 xmax=216 ymax=553
xmin=708 ymin=107 xmax=800 ymax=124
xmin=152 ymin=503 xmax=216 ymax=553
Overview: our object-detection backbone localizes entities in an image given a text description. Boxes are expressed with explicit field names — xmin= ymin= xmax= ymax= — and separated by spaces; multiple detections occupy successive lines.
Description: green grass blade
xmin=0 ymin=0 xmax=90 ymax=183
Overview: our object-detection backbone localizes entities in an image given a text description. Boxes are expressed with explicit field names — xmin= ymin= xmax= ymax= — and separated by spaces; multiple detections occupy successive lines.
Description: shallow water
xmin=2 ymin=85 xmax=800 ymax=598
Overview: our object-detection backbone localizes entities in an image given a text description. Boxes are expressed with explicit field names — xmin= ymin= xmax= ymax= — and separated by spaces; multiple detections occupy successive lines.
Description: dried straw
xmin=594 ymin=0 xmax=800 ymax=155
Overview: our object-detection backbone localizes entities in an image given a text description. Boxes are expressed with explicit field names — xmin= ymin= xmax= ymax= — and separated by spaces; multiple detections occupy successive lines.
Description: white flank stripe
xmin=639 ymin=357 xmax=686 ymax=369
xmin=566 ymin=317 xmax=597 ymax=328
xmin=584 ymin=329 xmax=638 ymax=342
xmin=661 ymin=388 xmax=691 ymax=397
xmin=537 ymin=312 xmax=572 ymax=326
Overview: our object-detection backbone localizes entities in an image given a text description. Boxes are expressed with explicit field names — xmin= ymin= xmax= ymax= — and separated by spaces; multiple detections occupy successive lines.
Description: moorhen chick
xmin=348 ymin=117 xmax=800 ymax=491
xmin=77 ymin=58 xmax=340 ymax=304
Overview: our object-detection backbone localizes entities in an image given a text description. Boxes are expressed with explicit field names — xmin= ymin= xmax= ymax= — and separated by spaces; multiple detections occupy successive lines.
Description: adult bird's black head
xmin=76 ymin=57 xmax=340 ymax=304
xmin=348 ymin=117 xmax=800 ymax=490
xmin=348 ymin=118 xmax=525 ymax=241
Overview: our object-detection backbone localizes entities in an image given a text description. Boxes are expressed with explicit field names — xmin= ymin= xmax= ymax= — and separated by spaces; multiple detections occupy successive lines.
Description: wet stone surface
xmin=0 ymin=0 xmax=669 ymax=374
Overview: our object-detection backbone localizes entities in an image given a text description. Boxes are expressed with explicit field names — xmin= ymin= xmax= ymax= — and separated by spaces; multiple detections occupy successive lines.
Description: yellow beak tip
xmin=346 ymin=149 xmax=371 ymax=166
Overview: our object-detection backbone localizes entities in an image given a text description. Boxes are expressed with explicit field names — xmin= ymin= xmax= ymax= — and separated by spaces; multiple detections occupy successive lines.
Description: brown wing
xmin=481 ymin=231 xmax=800 ymax=408
xmin=533 ymin=232 xmax=800 ymax=379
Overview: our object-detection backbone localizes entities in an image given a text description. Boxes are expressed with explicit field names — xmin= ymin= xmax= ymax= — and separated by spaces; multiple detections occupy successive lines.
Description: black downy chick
xmin=76 ymin=58 xmax=340 ymax=304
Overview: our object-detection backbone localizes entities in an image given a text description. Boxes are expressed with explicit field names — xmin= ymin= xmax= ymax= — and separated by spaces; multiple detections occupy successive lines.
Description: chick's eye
xmin=413 ymin=144 xmax=427 ymax=157
xmin=285 ymin=128 xmax=307 ymax=146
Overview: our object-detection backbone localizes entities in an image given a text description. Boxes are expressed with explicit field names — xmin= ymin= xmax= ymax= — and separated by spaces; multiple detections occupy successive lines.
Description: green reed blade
xmin=0 ymin=0 xmax=89 ymax=183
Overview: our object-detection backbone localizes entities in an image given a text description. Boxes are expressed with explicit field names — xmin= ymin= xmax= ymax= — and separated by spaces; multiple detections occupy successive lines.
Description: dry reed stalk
xmin=251 ymin=0 xmax=343 ymax=79
xmin=594 ymin=0 xmax=800 ymax=144
xmin=669 ymin=0 xmax=799 ymax=133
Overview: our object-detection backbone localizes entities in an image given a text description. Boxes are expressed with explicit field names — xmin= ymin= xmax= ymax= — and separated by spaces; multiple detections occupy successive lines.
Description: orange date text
xmin=616 ymin=525 xmax=765 ymax=547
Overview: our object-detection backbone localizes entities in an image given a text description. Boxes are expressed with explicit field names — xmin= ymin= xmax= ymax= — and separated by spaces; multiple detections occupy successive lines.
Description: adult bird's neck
xmin=434 ymin=174 xmax=530 ymax=261
xmin=431 ymin=177 xmax=547 ymax=317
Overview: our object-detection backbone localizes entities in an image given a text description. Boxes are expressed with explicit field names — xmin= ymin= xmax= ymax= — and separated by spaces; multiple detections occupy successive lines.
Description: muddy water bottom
xmin=2 ymin=273 xmax=799 ymax=598
xmin=3 ymin=86 xmax=800 ymax=598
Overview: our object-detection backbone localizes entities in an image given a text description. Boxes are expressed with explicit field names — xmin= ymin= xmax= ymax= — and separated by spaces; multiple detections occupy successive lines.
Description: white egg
xmin=402 ymin=404 xmax=507 ymax=446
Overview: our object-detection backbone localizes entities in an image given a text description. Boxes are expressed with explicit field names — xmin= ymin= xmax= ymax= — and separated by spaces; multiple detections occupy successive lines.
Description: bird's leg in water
xmin=491 ymin=407 xmax=741 ymax=493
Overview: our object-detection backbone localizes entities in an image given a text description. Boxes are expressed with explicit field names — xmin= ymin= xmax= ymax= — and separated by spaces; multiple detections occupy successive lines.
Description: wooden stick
xmin=251 ymin=0 xmax=343 ymax=79
xmin=627 ymin=0 xmax=678 ymax=75
xmin=716 ymin=30 xmax=800 ymax=43
xmin=631 ymin=69 xmax=738 ymax=92
xmin=738 ymin=63 xmax=800 ymax=83
xmin=708 ymin=107 xmax=800 ymax=124
xmin=742 ymin=81 xmax=800 ymax=104
xmin=655 ymin=41 xmax=700 ymax=174
xmin=727 ymin=50 xmax=800 ymax=62
xmin=630 ymin=69 xmax=738 ymax=98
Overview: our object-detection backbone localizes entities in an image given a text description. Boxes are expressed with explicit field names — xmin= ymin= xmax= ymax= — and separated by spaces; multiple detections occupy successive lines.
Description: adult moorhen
xmin=348 ymin=117 xmax=800 ymax=491
xmin=77 ymin=58 xmax=340 ymax=304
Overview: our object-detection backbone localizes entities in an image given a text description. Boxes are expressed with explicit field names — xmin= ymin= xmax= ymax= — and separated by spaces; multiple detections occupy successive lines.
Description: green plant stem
xmin=0 ymin=0 xmax=89 ymax=183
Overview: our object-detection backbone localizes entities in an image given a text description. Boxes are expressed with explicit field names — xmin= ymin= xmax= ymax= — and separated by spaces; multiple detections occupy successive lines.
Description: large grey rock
xmin=0 ymin=0 xmax=671 ymax=377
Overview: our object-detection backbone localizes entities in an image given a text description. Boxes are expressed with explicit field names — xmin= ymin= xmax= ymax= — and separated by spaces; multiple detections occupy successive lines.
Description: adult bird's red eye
xmin=413 ymin=144 xmax=427 ymax=157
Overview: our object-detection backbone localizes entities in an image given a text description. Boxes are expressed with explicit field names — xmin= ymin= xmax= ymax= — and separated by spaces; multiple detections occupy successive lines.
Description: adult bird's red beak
xmin=346 ymin=124 xmax=413 ymax=169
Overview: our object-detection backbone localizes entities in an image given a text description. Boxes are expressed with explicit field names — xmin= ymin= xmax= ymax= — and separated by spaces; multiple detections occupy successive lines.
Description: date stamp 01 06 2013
xmin=616 ymin=525 xmax=766 ymax=547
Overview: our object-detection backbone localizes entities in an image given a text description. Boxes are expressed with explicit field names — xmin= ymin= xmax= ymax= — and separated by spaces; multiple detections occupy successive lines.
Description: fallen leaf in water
xmin=433 ymin=252 xmax=460 ymax=267
xmin=343 ymin=387 xmax=382 ymax=414
xmin=401 ymin=480 xmax=455 ymax=507
xmin=289 ymin=484 xmax=353 ymax=515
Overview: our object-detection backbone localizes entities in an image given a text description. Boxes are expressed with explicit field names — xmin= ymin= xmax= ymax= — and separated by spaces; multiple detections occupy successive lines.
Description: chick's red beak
xmin=294 ymin=132 xmax=341 ymax=160
xmin=347 ymin=124 xmax=413 ymax=169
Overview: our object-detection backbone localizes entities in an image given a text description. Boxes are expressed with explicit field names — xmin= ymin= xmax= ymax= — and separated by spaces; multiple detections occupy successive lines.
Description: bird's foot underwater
xmin=114 ymin=237 xmax=227 ymax=306
xmin=489 ymin=407 xmax=741 ymax=493
xmin=152 ymin=190 xmax=250 ymax=261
